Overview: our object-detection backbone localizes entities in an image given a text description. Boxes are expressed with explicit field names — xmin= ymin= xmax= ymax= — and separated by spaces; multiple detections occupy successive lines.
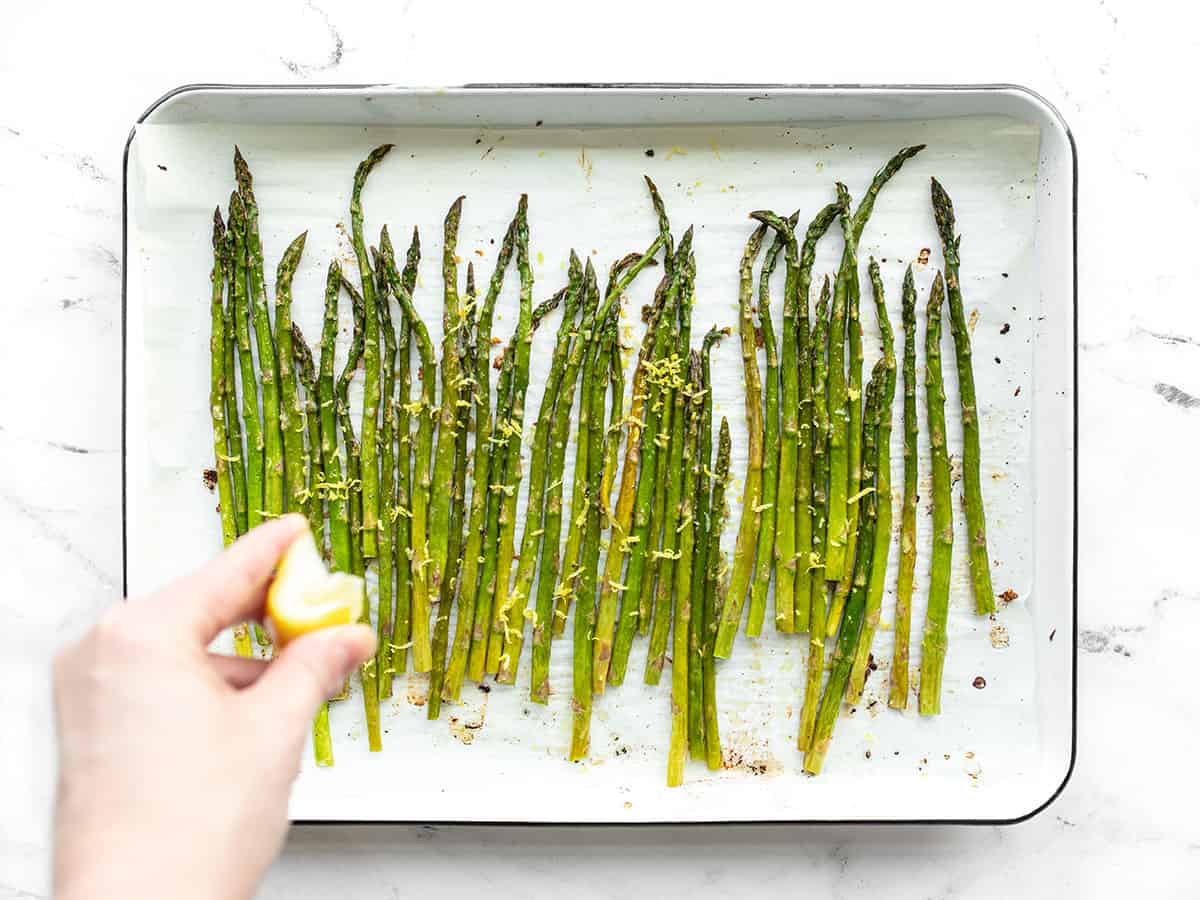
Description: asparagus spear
xmin=688 ymin=325 xmax=727 ymax=758
xmin=554 ymin=270 xmax=600 ymax=641
xmin=349 ymin=144 xmax=392 ymax=558
xmin=234 ymin=148 xmax=285 ymax=526
xmin=336 ymin=275 xmax=365 ymax=582
xmin=473 ymin=286 xmax=567 ymax=680
xmin=794 ymin=204 xmax=841 ymax=632
xmin=932 ymin=177 xmax=995 ymax=615
xmin=747 ymin=214 xmax=792 ymax=635
xmin=667 ymin=352 xmax=703 ymax=786
xmin=529 ymin=264 xmax=598 ymax=703
xmin=799 ymin=275 xmax=832 ymax=752
xmin=919 ymin=272 xmax=953 ymax=716
xmin=469 ymin=334 xmax=517 ymax=681
xmin=633 ymin=235 xmax=692 ymax=644
xmin=428 ymin=265 xmax=475 ymax=719
xmin=804 ymin=364 xmax=884 ymax=776
xmin=588 ymin=252 xmax=659 ymax=690
xmin=828 ymin=146 xmax=926 ymax=615
xmin=224 ymin=192 xmax=263 ymax=535
xmin=387 ymin=228 xmax=420 ymax=688
xmin=428 ymin=196 xmax=466 ymax=593
xmin=703 ymin=419 xmax=733 ymax=770
xmin=319 ymin=263 xmax=352 ymax=574
xmin=847 ymin=259 xmax=897 ymax=703
xmin=219 ymin=222 xmax=248 ymax=539
xmin=537 ymin=238 xmax=665 ymax=706
xmin=274 ymin=231 xmax=309 ymax=524
xmin=379 ymin=225 xmax=437 ymax=673
xmin=889 ymin=266 xmax=918 ymax=711
xmin=443 ymin=211 xmax=518 ymax=700
xmin=371 ymin=248 xmax=398 ymax=690
xmin=497 ymin=258 xmax=584 ymax=685
xmin=822 ymin=185 xmax=854 ymax=583
xmin=605 ymin=267 xmax=674 ymax=686
xmin=571 ymin=291 xmax=611 ymax=762
xmin=714 ymin=223 xmax=768 ymax=658
xmin=290 ymin=324 xmax=324 ymax=548
xmin=830 ymin=201 xmax=865 ymax=632
xmin=645 ymin=240 xmax=696 ymax=684
xmin=292 ymin=322 xmax=334 ymax=765
xmin=206 ymin=211 xmax=239 ymax=553
xmin=485 ymin=198 xmax=536 ymax=674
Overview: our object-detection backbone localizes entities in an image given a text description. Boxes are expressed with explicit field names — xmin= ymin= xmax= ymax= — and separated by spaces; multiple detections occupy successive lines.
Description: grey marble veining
xmin=4 ymin=0 xmax=1199 ymax=896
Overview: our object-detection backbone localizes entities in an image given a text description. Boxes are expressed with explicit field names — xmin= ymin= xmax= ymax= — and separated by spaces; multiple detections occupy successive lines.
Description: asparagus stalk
xmin=933 ymin=177 xmax=995 ymax=615
xmin=206 ymin=211 xmax=239 ymax=552
xmin=645 ymin=240 xmax=696 ymax=684
xmin=794 ymin=204 xmax=841 ymax=632
xmin=703 ymin=419 xmax=733 ymax=770
xmin=497 ymin=258 xmax=585 ymax=685
xmin=292 ymin=322 xmax=334 ymax=765
xmin=554 ymin=271 xmax=599 ymax=641
xmin=290 ymin=324 xmax=324 ymax=548
xmin=234 ymin=148 xmax=285 ymax=526
xmin=224 ymin=192 xmax=263 ymax=535
xmin=218 ymin=215 xmax=253 ymax=658
xmin=667 ymin=352 xmax=703 ymax=786
xmin=371 ymin=248 xmax=398 ymax=690
xmin=473 ymin=286 xmax=567 ymax=680
xmin=804 ymin=365 xmax=884 ymax=776
xmin=530 ymin=264 xmax=598 ymax=703
xmin=336 ymin=276 xmax=366 ymax=585
xmin=379 ymin=225 xmax=437 ymax=673
xmin=688 ymin=326 xmax=727 ymax=758
xmin=469 ymin=333 xmax=518 ymax=681
xmin=822 ymin=185 xmax=854 ymax=583
xmin=847 ymin=259 xmax=897 ymax=703
xmin=746 ymin=216 xmax=787 ymax=636
xmin=349 ymin=144 xmax=392 ymax=558
xmin=538 ymin=238 xmax=665 ymax=706
xmin=428 ymin=264 xmax=475 ymax=719
xmin=428 ymin=197 xmax=466 ymax=592
xmin=828 ymin=145 xmax=925 ymax=603
xmin=799 ymin=275 xmax=832 ymax=752
xmin=588 ymin=253 xmax=658 ymax=690
xmin=889 ymin=266 xmax=918 ymax=711
xmin=571 ymin=294 xmax=611 ymax=762
xmin=484 ymin=198 xmax=536 ymax=674
xmin=274 ymin=232 xmax=309 ymax=524
xmin=605 ymin=267 xmax=674 ymax=686
xmin=219 ymin=222 xmax=248 ymax=539
xmin=319 ymin=263 xmax=352 ymax=574
xmin=634 ymin=235 xmax=692 ymax=643
xmin=830 ymin=201 xmax=865 ymax=632
xmin=336 ymin=259 xmax=382 ymax=752
xmin=919 ymin=272 xmax=953 ymax=716
xmin=443 ymin=211 xmax=518 ymax=700
xmin=387 ymin=229 xmax=420 ymax=688
xmin=714 ymin=223 xmax=768 ymax=658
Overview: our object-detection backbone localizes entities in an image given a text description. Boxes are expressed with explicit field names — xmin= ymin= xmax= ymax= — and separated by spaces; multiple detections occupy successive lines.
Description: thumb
xmin=248 ymin=625 xmax=377 ymax=725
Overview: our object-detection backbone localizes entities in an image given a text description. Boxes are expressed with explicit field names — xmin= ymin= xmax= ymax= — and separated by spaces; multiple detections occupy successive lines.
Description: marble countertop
xmin=4 ymin=0 xmax=1197 ymax=896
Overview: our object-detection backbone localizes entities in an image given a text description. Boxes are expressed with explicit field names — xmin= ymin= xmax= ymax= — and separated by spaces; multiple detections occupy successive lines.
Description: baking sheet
xmin=124 ymin=87 xmax=1072 ymax=823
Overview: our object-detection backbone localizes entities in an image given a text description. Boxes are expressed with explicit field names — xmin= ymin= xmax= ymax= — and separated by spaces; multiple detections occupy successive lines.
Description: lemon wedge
xmin=264 ymin=529 xmax=364 ymax=648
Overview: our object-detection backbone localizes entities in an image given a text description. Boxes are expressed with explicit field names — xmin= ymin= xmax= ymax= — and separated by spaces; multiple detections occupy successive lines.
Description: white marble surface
xmin=2 ymin=0 xmax=1197 ymax=896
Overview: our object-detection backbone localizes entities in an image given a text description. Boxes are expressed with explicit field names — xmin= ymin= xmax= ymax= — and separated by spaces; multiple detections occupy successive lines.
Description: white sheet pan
xmin=122 ymin=85 xmax=1075 ymax=824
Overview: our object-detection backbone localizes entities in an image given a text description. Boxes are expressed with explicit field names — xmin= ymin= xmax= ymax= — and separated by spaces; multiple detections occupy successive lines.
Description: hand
xmin=52 ymin=514 xmax=376 ymax=900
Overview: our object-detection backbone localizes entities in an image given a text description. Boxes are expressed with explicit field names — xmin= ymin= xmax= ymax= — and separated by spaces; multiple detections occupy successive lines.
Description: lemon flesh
xmin=265 ymin=530 xmax=364 ymax=647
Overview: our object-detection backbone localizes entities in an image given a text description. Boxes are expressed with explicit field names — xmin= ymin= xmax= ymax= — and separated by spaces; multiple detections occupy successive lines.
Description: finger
xmin=209 ymin=653 xmax=270 ymax=689
xmin=248 ymin=625 xmax=376 ymax=726
xmin=136 ymin=514 xmax=308 ymax=644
